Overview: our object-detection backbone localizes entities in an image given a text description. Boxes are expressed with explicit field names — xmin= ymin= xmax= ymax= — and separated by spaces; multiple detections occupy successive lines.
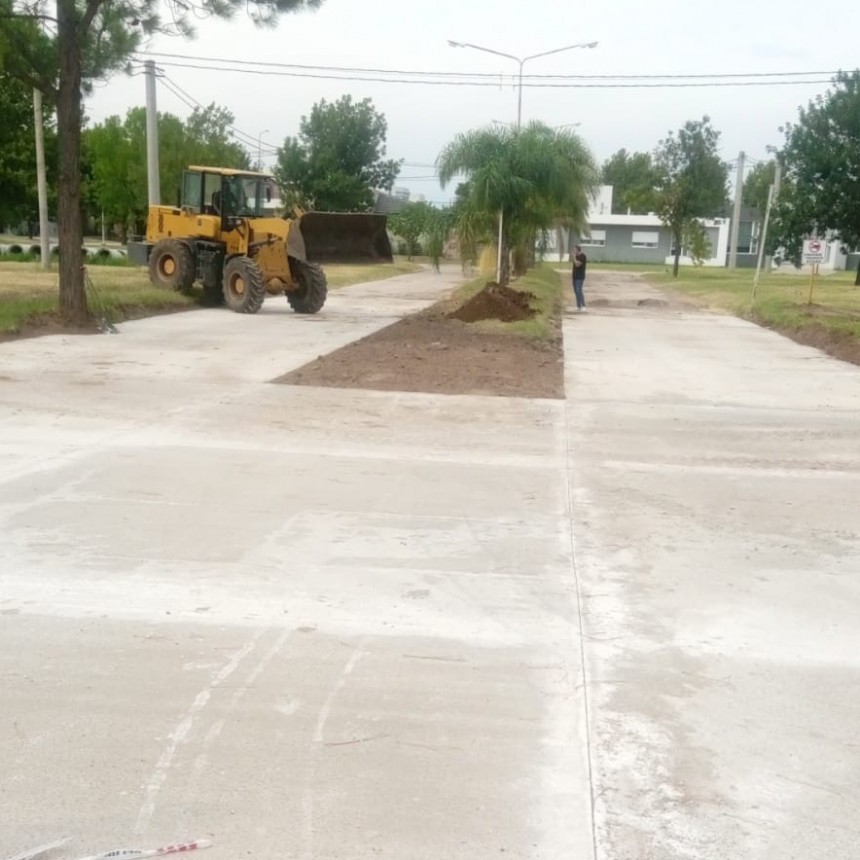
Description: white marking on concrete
xmin=302 ymin=643 xmax=367 ymax=860
xmin=134 ymin=631 xmax=263 ymax=834
xmin=313 ymin=645 xmax=365 ymax=744
xmin=179 ymin=629 xmax=292 ymax=832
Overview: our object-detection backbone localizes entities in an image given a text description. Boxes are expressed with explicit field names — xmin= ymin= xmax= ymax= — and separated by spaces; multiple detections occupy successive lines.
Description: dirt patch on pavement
xmin=0 ymin=315 xmax=94 ymax=344
xmin=0 ymin=304 xmax=196 ymax=344
xmin=448 ymin=282 xmax=536 ymax=323
xmin=277 ymin=296 xmax=563 ymax=399
xmin=755 ymin=319 xmax=860 ymax=366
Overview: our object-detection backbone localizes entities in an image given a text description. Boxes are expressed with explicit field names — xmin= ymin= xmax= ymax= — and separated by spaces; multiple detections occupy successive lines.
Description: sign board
xmin=802 ymin=238 xmax=825 ymax=265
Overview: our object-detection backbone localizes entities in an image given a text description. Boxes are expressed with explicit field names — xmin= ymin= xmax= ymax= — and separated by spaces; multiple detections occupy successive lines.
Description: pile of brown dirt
xmin=276 ymin=302 xmax=563 ymax=399
xmin=448 ymin=282 xmax=536 ymax=323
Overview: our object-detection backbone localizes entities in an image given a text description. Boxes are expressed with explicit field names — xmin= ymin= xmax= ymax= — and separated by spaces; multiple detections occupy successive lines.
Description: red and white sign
xmin=802 ymin=238 xmax=825 ymax=264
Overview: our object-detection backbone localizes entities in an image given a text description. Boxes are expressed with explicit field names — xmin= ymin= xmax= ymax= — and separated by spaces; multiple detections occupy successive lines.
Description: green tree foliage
xmin=0 ymin=0 xmax=322 ymax=323
xmin=388 ymin=201 xmax=454 ymax=268
xmin=437 ymin=122 xmax=599 ymax=283
xmin=388 ymin=201 xmax=432 ymax=259
xmin=275 ymin=95 xmax=401 ymax=212
xmin=601 ymin=149 xmax=660 ymax=214
xmin=653 ymin=116 xmax=728 ymax=276
xmin=743 ymin=159 xmax=776 ymax=215
xmin=424 ymin=206 xmax=455 ymax=272
xmin=0 ymin=70 xmax=57 ymax=231
xmin=84 ymin=104 xmax=249 ymax=240
xmin=773 ymin=71 xmax=860 ymax=284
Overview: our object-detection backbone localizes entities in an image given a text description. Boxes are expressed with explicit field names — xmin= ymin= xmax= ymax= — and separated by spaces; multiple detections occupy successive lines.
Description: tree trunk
xmin=499 ymin=235 xmax=510 ymax=285
xmin=855 ymin=257 xmax=860 ymax=286
xmin=56 ymin=0 xmax=88 ymax=324
xmin=672 ymin=230 xmax=681 ymax=277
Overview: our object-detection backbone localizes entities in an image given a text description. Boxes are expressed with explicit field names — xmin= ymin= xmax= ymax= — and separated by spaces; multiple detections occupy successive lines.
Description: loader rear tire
xmin=287 ymin=259 xmax=328 ymax=314
xmin=223 ymin=256 xmax=266 ymax=314
xmin=149 ymin=239 xmax=195 ymax=294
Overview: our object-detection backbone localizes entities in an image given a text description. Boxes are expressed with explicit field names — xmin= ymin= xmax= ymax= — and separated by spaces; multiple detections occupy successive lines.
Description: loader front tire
xmin=223 ymin=256 xmax=266 ymax=314
xmin=287 ymin=259 xmax=328 ymax=314
xmin=149 ymin=239 xmax=195 ymax=294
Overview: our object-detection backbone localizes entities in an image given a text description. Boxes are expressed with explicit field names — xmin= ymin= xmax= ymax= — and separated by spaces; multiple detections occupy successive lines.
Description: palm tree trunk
xmin=56 ymin=0 xmax=88 ymax=324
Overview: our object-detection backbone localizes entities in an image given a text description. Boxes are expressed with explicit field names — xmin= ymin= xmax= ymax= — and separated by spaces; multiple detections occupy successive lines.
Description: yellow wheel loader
xmin=127 ymin=166 xmax=393 ymax=314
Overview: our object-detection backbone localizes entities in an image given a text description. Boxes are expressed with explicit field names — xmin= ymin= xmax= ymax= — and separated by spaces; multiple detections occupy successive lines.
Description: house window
xmin=581 ymin=229 xmax=606 ymax=247
xmin=631 ymin=230 xmax=660 ymax=248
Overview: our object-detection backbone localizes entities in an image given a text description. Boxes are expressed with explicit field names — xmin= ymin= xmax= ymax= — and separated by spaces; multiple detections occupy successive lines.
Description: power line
xmin=140 ymin=57 xmax=835 ymax=89
xmin=157 ymin=71 xmax=281 ymax=155
xmin=140 ymin=50 xmax=840 ymax=82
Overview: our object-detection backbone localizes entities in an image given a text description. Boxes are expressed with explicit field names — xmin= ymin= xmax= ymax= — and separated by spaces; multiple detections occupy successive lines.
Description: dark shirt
xmin=573 ymin=251 xmax=587 ymax=278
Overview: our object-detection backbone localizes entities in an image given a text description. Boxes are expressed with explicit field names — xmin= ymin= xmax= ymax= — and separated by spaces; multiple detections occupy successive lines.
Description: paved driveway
xmin=2 ymin=268 xmax=859 ymax=859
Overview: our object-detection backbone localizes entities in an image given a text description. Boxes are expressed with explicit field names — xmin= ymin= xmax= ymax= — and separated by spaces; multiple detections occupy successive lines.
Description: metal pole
xmin=496 ymin=208 xmax=504 ymax=283
xmin=728 ymin=150 xmax=745 ymax=270
xmin=750 ymin=183 xmax=774 ymax=303
xmin=763 ymin=160 xmax=782 ymax=273
xmin=32 ymin=88 xmax=50 ymax=270
xmin=516 ymin=59 xmax=524 ymax=131
xmin=257 ymin=129 xmax=269 ymax=169
xmin=144 ymin=60 xmax=160 ymax=206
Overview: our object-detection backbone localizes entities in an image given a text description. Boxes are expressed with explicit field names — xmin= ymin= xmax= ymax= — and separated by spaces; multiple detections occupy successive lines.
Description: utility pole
xmin=257 ymin=129 xmax=269 ymax=171
xmin=728 ymin=150 xmax=745 ymax=270
xmin=751 ymin=161 xmax=782 ymax=302
xmin=32 ymin=88 xmax=50 ymax=270
xmin=763 ymin=160 xmax=782 ymax=273
xmin=144 ymin=60 xmax=160 ymax=206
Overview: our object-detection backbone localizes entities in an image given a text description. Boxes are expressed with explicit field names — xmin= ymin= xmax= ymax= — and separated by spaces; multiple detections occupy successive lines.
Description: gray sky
xmin=89 ymin=0 xmax=860 ymax=204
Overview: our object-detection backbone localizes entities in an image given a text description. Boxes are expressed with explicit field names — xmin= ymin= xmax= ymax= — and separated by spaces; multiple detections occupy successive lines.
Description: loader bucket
xmin=296 ymin=212 xmax=393 ymax=265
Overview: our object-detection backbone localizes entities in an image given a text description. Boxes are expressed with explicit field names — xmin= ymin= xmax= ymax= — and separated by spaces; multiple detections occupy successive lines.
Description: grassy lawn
xmin=446 ymin=264 xmax=563 ymax=342
xmin=324 ymin=260 xmax=422 ymax=288
xmin=0 ymin=259 xmax=425 ymax=337
xmin=0 ymin=263 xmax=194 ymax=335
xmin=643 ymin=265 xmax=860 ymax=362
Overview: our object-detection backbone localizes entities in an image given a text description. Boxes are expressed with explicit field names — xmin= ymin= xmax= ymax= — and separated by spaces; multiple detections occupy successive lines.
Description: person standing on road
xmin=570 ymin=245 xmax=587 ymax=311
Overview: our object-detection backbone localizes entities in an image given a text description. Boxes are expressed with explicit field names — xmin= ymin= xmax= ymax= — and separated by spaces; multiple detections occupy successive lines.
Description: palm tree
xmin=437 ymin=122 xmax=599 ymax=283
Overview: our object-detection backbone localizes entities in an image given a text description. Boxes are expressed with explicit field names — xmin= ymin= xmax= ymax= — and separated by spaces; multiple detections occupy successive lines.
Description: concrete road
xmin=1 ymin=270 xmax=590 ymax=860
xmin=566 ymin=272 xmax=860 ymax=858
xmin=2 ymin=267 xmax=859 ymax=859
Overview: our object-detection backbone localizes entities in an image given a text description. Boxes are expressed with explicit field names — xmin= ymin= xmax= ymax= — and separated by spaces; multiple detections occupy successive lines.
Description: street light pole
xmin=448 ymin=40 xmax=597 ymax=130
xmin=448 ymin=39 xmax=597 ymax=282
xmin=257 ymin=129 xmax=269 ymax=169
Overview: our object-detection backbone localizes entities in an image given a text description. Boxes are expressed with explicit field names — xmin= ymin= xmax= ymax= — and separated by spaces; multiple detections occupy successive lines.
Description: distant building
xmin=556 ymin=186 xmax=730 ymax=267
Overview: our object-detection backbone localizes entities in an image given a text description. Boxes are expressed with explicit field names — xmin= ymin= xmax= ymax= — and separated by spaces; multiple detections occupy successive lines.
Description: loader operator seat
xmin=212 ymin=180 xmax=248 ymax=218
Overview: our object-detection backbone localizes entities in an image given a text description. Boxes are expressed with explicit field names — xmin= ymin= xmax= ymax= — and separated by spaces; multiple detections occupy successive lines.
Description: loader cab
xmin=181 ymin=168 xmax=273 ymax=230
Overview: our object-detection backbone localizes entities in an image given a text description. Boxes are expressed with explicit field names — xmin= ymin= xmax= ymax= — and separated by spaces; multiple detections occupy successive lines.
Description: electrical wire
xmin=157 ymin=71 xmax=281 ymax=154
xmin=142 ymin=57 xmax=835 ymax=88
xmin=139 ymin=50 xmax=841 ymax=83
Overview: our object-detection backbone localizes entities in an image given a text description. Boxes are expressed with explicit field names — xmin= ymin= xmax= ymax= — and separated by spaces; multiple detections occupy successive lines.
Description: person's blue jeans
xmin=573 ymin=276 xmax=586 ymax=309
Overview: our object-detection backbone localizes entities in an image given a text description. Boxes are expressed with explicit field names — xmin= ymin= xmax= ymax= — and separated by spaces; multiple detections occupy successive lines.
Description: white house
xmin=545 ymin=185 xmax=730 ymax=267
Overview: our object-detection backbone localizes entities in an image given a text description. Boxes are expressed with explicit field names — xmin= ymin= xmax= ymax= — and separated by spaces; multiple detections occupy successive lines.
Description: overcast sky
xmin=88 ymin=0 xmax=860 ymax=204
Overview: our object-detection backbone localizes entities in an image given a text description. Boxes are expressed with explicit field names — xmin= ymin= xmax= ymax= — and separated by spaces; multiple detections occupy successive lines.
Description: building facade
xmin=548 ymin=186 xmax=731 ymax=267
